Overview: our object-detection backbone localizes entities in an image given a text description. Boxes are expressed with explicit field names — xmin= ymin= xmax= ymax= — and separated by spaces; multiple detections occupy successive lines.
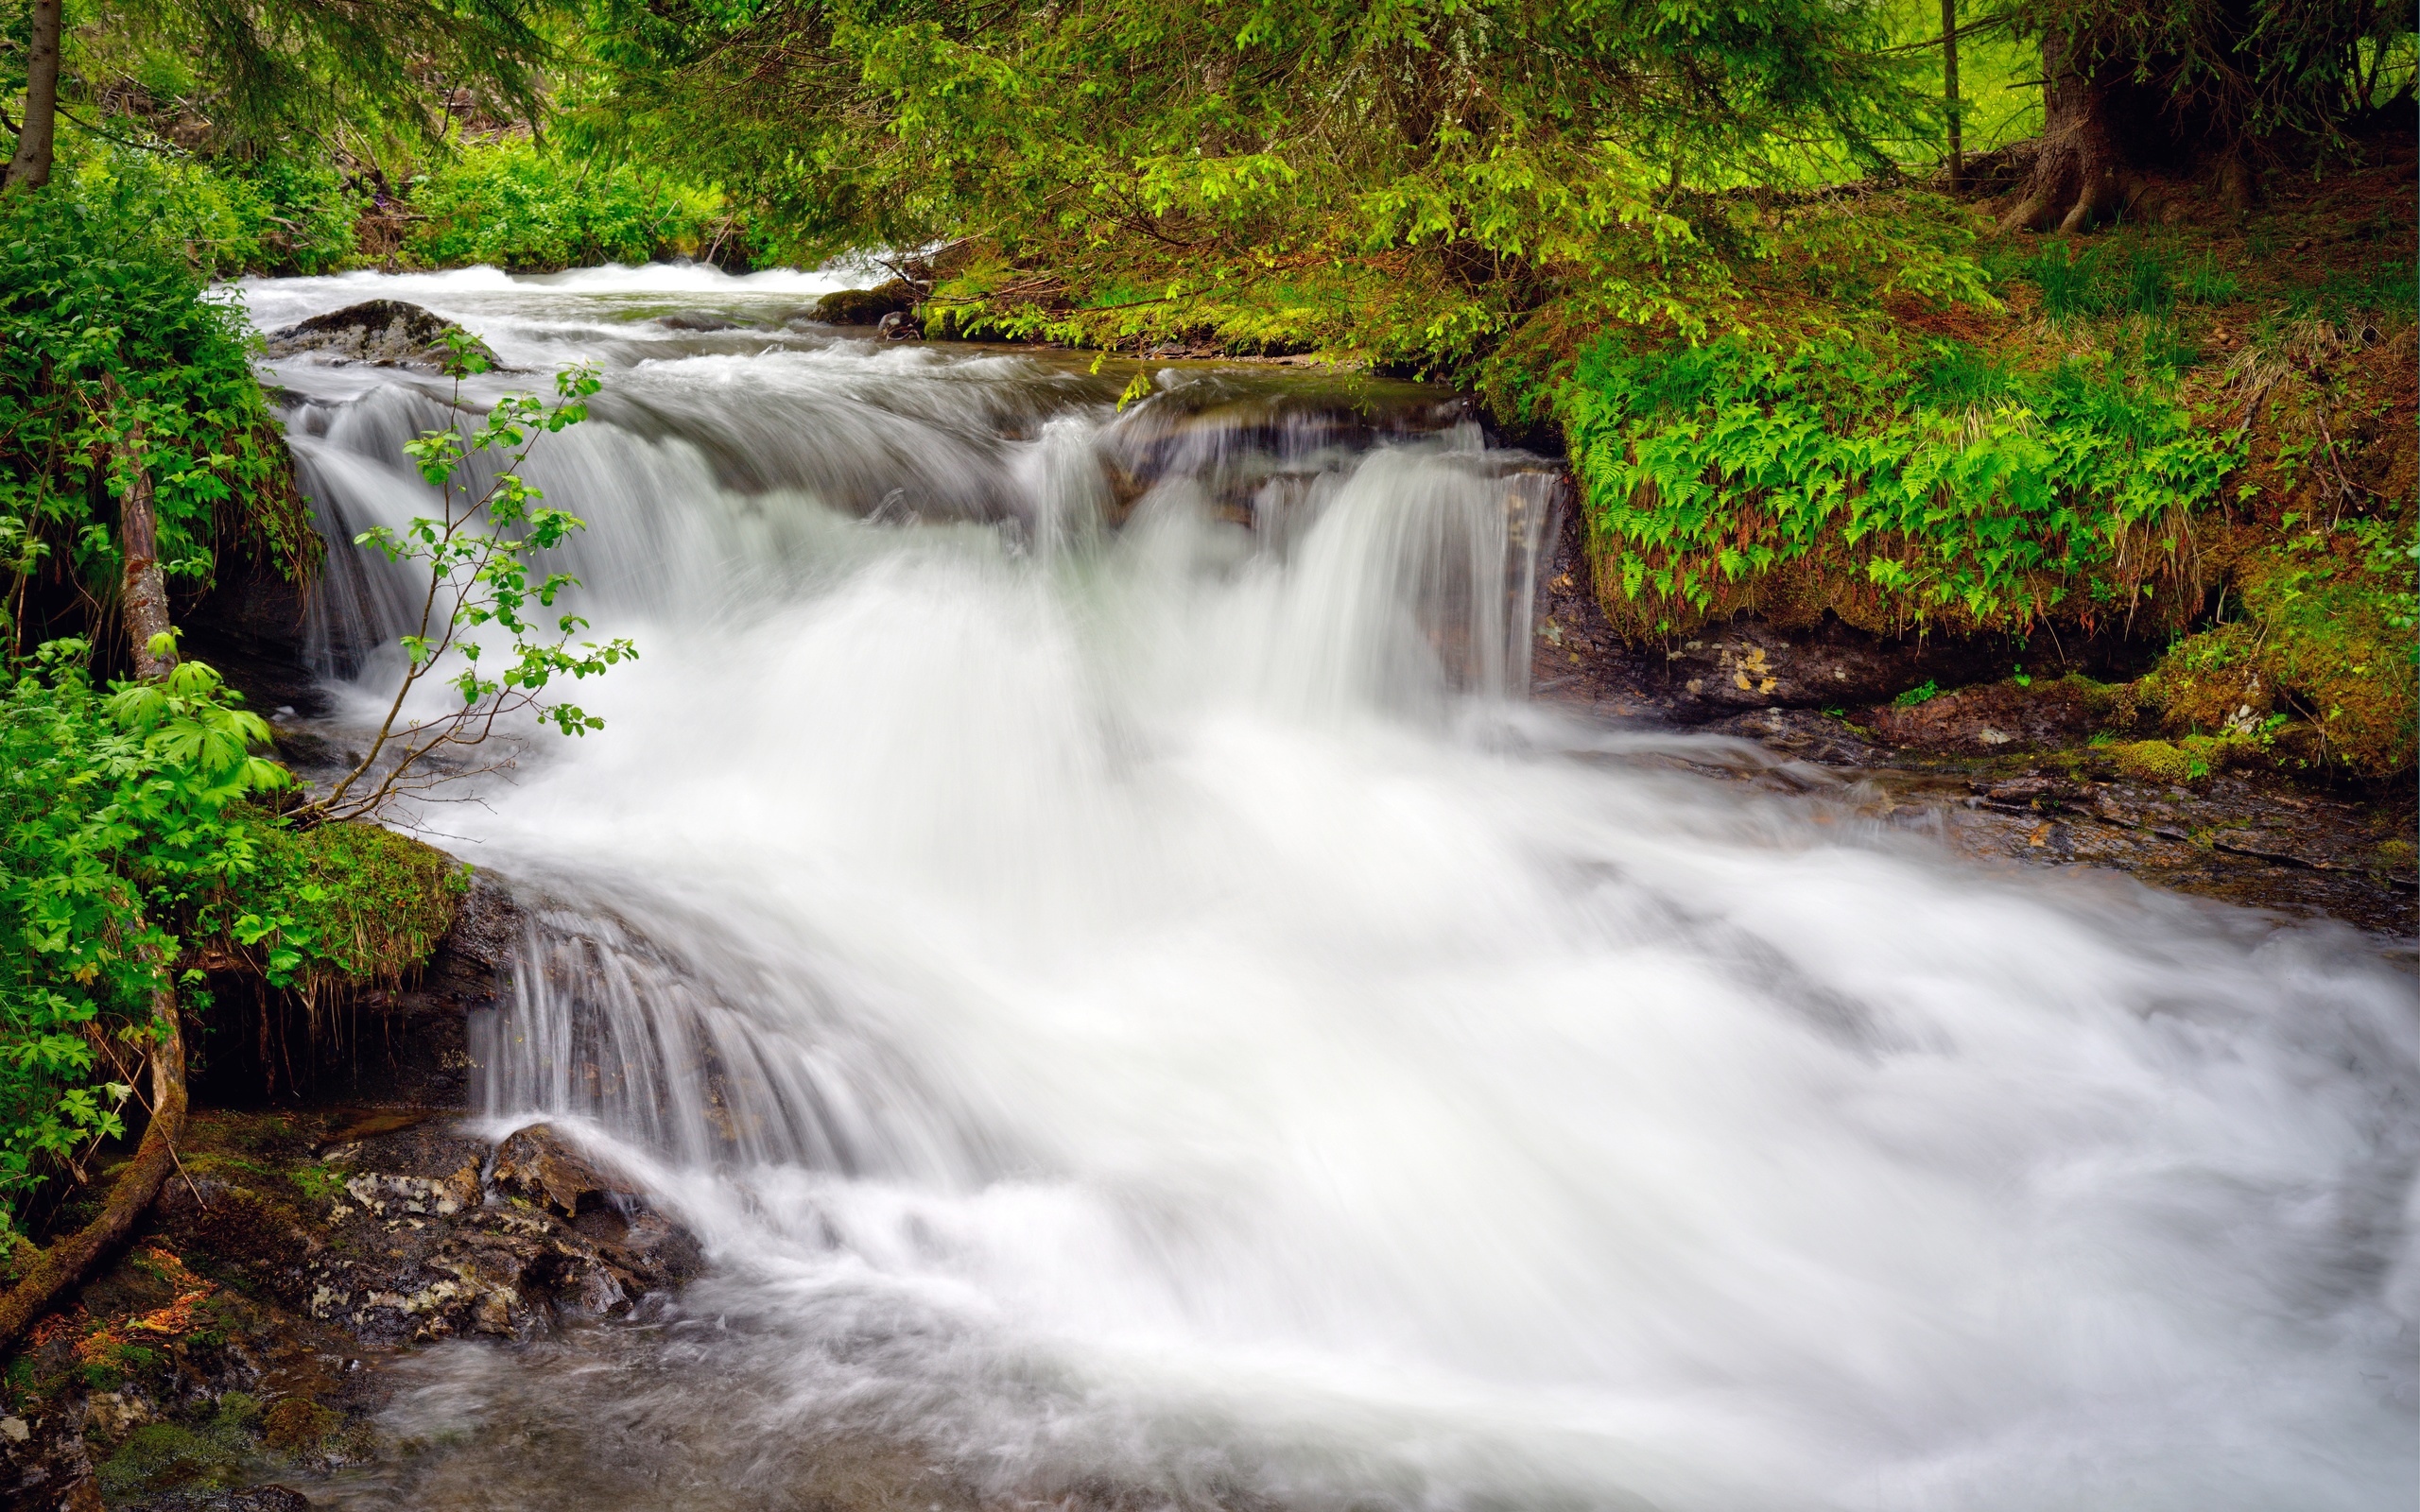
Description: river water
xmin=236 ymin=265 xmax=2418 ymax=1512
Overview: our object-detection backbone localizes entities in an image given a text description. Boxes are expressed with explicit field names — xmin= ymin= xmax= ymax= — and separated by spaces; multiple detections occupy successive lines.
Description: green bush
xmin=0 ymin=182 xmax=316 ymax=611
xmin=1561 ymin=334 xmax=2244 ymax=633
xmin=0 ymin=649 xmax=286 ymax=1235
xmin=406 ymin=138 xmax=727 ymax=270
xmin=70 ymin=146 xmax=360 ymax=279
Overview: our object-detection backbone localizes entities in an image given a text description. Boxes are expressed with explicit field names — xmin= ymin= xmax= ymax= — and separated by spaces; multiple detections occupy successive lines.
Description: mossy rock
xmin=220 ymin=818 xmax=468 ymax=988
xmin=810 ymin=280 xmax=917 ymax=325
xmin=2106 ymin=733 xmax=2256 ymax=785
xmin=260 ymin=1397 xmax=338 ymax=1453
xmin=2141 ymin=532 xmax=2416 ymax=780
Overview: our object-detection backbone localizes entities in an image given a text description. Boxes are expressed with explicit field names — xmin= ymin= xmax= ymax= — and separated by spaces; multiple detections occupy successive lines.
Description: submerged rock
xmin=261 ymin=300 xmax=499 ymax=371
xmin=654 ymin=309 xmax=743 ymax=332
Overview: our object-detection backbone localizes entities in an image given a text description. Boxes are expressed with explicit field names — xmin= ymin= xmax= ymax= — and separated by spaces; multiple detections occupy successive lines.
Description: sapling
xmin=311 ymin=329 xmax=634 ymax=823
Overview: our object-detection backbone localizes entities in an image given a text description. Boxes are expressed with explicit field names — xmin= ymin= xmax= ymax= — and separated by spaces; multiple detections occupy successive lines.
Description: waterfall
xmin=244 ymin=266 xmax=2420 ymax=1512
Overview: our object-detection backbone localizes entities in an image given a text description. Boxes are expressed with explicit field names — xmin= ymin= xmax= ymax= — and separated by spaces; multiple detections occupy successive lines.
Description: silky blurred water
xmin=245 ymin=264 xmax=2420 ymax=1512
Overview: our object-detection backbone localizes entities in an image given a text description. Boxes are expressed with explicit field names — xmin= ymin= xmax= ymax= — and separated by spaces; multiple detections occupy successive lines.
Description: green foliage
xmin=215 ymin=821 xmax=467 ymax=988
xmin=0 ymin=645 xmax=286 ymax=1233
xmin=405 ymin=137 xmax=729 ymax=271
xmin=69 ymin=145 xmax=360 ymax=279
xmin=577 ymin=0 xmax=1952 ymax=363
xmin=1562 ymin=333 xmax=2245 ymax=632
xmin=68 ymin=0 xmax=557 ymax=163
xmin=0 ymin=182 xmax=314 ymax=646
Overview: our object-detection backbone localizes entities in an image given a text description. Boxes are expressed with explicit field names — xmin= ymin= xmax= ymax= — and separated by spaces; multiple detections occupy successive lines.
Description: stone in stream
xmin=654 ymin=308 xmax=744 ymax=332
xmin=810 ymin=280 xmax=918 ymax=326
xmin=261 ymin=300 xmax=500 ymax=371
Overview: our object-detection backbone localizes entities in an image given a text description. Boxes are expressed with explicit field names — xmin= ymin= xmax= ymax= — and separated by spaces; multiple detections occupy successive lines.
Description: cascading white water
xmin=242 ymin=266 xmax=2419 ymax=1512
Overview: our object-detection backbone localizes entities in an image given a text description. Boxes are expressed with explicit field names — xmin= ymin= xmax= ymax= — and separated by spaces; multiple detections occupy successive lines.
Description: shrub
xmin=69 ymin=146 xmax=359 ymax=279
xmin=1559 ymin=334 xmax=2244 ymax=636
xmin=405 ymin=138 xmax=728 ymax=270
xmin=0 ymin=650 xmax=286 ymax=1235
xmin=0 ymin=182 xmax=316 ymax=615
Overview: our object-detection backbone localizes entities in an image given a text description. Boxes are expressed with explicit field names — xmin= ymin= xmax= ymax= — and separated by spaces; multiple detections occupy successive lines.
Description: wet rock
xmin=1859 ymin=678 xmax=2105 ymax=755
xmin=654 ymin=309 xmax=744 ymax=332
xmin=491 ymin=1124 xmax=628 ymax=1220
xmin=1967 ymin=773 xmax=2081 ymax=809
xmin=877 ymin=309 xmax=923 ymax=341
xmin=1648 ymin=619 xmax=2004 ymax=721
xmin=179 ymin=564 xmax=327 ymax=720
xmin=196 ymin=867 xmax=521 ymax=1110
xmin=261 ymin=301 xmax=499 ymax=371
xmin=1702 ymin=707 xmax=1891 ymax=767
xmin=146 ymin=1114 xmax=700 ymax=1354
xmin=811 ymin=281 xmax=918 ymax=326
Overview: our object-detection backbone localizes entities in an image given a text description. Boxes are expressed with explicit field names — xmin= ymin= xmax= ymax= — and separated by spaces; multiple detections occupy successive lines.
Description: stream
xmin=237 ymin=265 xmax=2418 ymax=1512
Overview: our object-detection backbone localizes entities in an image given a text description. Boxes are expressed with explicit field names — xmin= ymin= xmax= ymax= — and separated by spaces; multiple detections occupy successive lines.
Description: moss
xmin=261 ymin=1396 xmax=339 ymax=1453
xmin=287 ymin=1164 xmax=346 ymax=1205
xmin=97 ymin=1421 xmax=241 ymax=1498
xmin=2054 ymin=673 xmax=2128 ymax=719
xmin=95 ymin=1394 xmax=264 ymax=1500
xmin=2109 ymin=734 xmax=2252 ymax=785
xmin=219 ymin=817 xmax=467 ymax=987
xmin=2141 ymin=529 xmax=2417 ymax=780
xmin=811 ymin=281 xmax=917 ymax=325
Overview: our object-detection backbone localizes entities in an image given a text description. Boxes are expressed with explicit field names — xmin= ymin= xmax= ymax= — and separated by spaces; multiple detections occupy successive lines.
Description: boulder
xmin=261 ymin=301 xmax=499 ymax=371
xmin=810 ymin=280 xmax=918 ymax=326
xmin=491 ymin=1124 xmax=626 ymax=1219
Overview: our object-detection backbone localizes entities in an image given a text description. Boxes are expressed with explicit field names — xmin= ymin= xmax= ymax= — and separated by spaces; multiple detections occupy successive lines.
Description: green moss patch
xmin=2141 ymin=524 xmax=2416 ymax=781
xmin=215 ymin=818 xmax=468 ymax=988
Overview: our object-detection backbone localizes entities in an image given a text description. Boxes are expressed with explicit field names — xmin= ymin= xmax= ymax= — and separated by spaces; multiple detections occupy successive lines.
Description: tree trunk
xmin=0 ymin=998 xmax=186 ymax=1356
xmin=103 ymin=376 xmax=179 ymax=680
xmin=4 ymin=0 xmax=61 ymax=190
xmin=2001 ymin=33 xmax=2127 ymax=232
xmin=1942 ymin=0 xmax=1962 ymax=189
xmin=2000 ymin=15 xmax=2266 ymax=234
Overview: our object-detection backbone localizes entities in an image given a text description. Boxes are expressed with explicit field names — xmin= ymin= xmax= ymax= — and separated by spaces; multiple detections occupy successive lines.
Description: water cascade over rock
xmin=237 ymin=265 xmax=2420 ymax=1512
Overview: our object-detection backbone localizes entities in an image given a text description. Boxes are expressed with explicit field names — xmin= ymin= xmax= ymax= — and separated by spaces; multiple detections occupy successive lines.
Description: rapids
xmin=237 ymin=265 xmax=2418 ymax=1511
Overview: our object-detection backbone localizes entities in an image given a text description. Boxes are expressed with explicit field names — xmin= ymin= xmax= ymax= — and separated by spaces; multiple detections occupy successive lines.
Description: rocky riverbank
xmin=1532 ymin=511 xmax=2417 ymax=938
xmin=0 ymin=877 xmax=705 ymax=1512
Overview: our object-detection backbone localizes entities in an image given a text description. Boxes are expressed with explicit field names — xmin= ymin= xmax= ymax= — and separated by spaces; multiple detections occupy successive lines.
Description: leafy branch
xmin=312 ymin=330 xmax=634 ymax=824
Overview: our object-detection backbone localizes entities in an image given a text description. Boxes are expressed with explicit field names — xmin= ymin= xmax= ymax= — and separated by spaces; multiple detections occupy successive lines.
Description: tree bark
xmin=2001 ymin=33 xmax=2126 ymax=232
xmin=103 ymin=376 xmax=178 ymax=680
xmin=4 ymin=0 xmax=61 ymax=190
xmin=0 ymin=998 xmax=186 ymax=1356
